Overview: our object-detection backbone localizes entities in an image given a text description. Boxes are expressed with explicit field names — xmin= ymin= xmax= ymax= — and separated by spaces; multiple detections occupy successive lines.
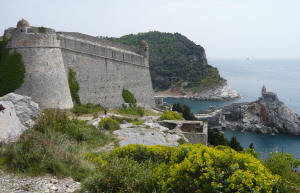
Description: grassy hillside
xmin=107 ymin=31 xmax=225 ymax=91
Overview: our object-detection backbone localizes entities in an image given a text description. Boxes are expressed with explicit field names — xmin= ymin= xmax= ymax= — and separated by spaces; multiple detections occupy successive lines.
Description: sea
xmin=164 ymin=58 xmax=300 ymax=158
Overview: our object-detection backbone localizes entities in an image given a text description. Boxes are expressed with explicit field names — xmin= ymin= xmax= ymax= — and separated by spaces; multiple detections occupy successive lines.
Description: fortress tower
xmin=3 ymin=19 xmax=155 ymax=109
xmin=5 ymin=19 xmax=73 ymax=109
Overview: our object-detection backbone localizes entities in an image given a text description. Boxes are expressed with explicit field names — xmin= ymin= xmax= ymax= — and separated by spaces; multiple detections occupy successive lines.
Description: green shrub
xmin=0 ymin=109 xmax=112 ymax=180
xmin=154 ymin=144 xmax=279 ymax=193
xmin=111 ymin=116 xmax=144 ymax=125
xmin=229 ymin=136 xmax=243 ymax=151
xmin=107 ymin=144 xmax=175 ymax=163
xmin=0 ymin=129 xmax=92 ymax=180
xmin=0 ymin=37 xmax=25 ymax=96
xmin=68 ymin=68 xmax=81 ymax=104
xmin=172 ymin=103 xmax=196 ymax=120
xmin=177 ymin=137 xmax=186 ymax=145
xmin=208 ymin=129 xmax=229 ymax=146
xmin=159 ymin=110 xmax=183 ymax=121
xmin=263 ymin=152 xmax=300 ymax=192
xmin=118 ymin=105 xmax=145 ymax=116
xmin=83 ymin=144 xmax=281 ymax=193
xmin=99 ymin=118 xmax=120 ymax=132
xmin=122 ymin=88 xmax=136 ymax=104
xmin=71 ymin=103 xmax=103 ymax=116
xmin=82 ymin=157 xmax=158 ymax=193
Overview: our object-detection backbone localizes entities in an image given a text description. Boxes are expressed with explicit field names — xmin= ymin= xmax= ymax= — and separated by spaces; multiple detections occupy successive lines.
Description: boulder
xmin=0 ymin=93 xmax=39 ymax=124
xmin=0 ymin=93 xmax=40 ymax=142
xmin=0 ymin=101 xmax=27 ymax=142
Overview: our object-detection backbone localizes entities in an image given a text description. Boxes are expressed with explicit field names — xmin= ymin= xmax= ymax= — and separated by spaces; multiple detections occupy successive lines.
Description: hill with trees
xmin=107 ymin=31 xmax=225 ymax=92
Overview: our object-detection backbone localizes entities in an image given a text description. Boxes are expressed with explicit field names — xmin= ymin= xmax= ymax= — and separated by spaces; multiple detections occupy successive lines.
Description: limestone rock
xmin=193 ymin=83 xmax=240 ymax=101
xmin=113 ymin=122 xmax=181 ymax=147
xmin=0 ymin=93 xmax=39 ymax=124
xmin=0 ymin=101 xmax=27 ymax=142
xmin=155 ymin=82 xmax=240 ymax=101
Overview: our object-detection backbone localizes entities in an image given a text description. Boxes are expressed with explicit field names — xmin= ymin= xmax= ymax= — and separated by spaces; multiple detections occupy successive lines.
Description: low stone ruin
xmin=158 ymin=120 xmax=208 ymax=145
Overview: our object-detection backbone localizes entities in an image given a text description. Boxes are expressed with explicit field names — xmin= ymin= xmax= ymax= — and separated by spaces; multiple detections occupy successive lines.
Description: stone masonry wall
xmin=59 ymin=33 xmax=154 ymax=108
xmin=5 ymin=27 xmax=154 ymax=109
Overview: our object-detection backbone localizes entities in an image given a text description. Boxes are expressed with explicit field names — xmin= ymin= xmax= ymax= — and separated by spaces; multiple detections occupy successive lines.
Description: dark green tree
xmin=208 ymin=129 xmax=229 ymax=146
xmin=249 ymin=143 xmax=254 ymax=149
xmin=172 ymin=103 xmax=196 ymax=120
xmin=229 ymin=136 xmax=243 ymax=151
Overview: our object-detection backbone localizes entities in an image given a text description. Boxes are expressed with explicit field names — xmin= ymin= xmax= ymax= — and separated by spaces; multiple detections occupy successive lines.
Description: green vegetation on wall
xmin=122 ymin=88 xmax=136 ymax=104
xmin=68 ymin=68 xmax=80 ymax=104
xmin=0 ymin=37 xmax=25 ymax=96
xmin=38 ymin=27 xmax=46 ymax=33
xmin=107 ymin=31 xmax=225 ymax=91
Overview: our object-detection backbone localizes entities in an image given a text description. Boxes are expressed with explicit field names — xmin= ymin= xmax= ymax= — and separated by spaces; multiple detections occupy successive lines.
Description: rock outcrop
xmin=0 ymin=93 xmax=39 ymax=142
xmin=196 ymin=86 xmax=300 ymax=136
xmin=114 ymin=122 xmax=182 ymax=147
xmin=155 ymin=82 xmax=240 ymax=101
xmin=0 ymin=101 xmax=27 ymax=142
xmin=190 ymin=83 xmax=240 ymax=101
xmin=0 ymin=93 xmax=39 ymax=124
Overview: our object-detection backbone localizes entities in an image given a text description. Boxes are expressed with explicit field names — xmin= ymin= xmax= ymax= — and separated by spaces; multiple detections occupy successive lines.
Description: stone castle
xmin=3 ymin=19 xmax=154 ymax=109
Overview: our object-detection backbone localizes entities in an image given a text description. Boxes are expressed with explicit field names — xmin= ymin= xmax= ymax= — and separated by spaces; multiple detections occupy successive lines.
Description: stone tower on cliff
xmin=3 ymin=19 xmax=155 ymax=109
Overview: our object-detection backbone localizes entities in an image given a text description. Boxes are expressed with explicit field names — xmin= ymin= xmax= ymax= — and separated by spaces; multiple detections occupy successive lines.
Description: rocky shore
xmin=196 ymin=86 xmax=300 ymax=136
xmin=155 ymin=82 xmax=240 ymax=101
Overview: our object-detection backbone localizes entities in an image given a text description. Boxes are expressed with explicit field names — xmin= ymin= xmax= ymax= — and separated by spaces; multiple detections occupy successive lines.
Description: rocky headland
xmin=155 ymin=82 xmax=240 ymax=101
xmin=196 ymin=85 xmax=300 ymax=136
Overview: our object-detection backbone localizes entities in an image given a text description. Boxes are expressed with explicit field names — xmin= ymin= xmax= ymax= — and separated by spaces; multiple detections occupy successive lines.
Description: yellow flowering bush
xmin=155 ymin=144 xmax=280 ymax=193
xmin=83 ymin=144 xmax=281 ymax=193
xmin=159 ymin=110 xmax=183 ymax=121
xmin=107 ymin=144 xmax=175 ymax=163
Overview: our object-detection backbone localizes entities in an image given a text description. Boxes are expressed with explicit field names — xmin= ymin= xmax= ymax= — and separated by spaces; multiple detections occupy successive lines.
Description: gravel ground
xmin=0 ymin=170 xmax=81 ymax=193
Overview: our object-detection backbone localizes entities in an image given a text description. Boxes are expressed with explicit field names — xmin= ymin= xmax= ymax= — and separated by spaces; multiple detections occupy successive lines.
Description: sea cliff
xmin=196 ymin=86 xmax=300 ymax=136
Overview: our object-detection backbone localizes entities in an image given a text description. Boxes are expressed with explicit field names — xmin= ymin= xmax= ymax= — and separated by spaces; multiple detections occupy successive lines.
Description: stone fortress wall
xmin=4 ymin=19 xmax=154 ymax=109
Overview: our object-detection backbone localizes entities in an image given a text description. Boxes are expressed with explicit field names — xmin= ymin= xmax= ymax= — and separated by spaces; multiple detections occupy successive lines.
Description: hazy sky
xmin=1 ymin=0 xmax=299 ymax=58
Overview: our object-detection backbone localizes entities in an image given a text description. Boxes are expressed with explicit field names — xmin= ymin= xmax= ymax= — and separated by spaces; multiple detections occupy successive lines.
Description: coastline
xmin=154 ymin=83 xmax=241 ymax=101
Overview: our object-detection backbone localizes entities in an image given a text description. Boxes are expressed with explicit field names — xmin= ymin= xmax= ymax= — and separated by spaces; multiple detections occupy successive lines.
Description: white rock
xmin=87 ymin=117 xmax=102 ymax=127
xmin=0 ymin=101 xmax=27 ymax=142
xmin=0 ymin=93 xmax=39 ymax=124
xmin=114 ymin=123 xmax=180 ymax=147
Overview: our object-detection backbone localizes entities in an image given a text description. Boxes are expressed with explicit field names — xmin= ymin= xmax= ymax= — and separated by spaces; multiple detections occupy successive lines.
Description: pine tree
xmin=229 ymin=136 xmax=243 ymax=151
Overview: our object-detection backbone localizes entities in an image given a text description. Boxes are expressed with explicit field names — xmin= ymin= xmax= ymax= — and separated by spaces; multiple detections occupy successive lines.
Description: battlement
xmin=57 ymin=32 xmax=140 ymax=54
xmin=3 ymin=19 xmax=154 ymax=109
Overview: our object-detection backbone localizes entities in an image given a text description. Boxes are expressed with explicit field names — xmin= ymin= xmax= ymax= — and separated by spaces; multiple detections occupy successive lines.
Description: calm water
xmin=164 ymin=58 xmax=300 ymax=158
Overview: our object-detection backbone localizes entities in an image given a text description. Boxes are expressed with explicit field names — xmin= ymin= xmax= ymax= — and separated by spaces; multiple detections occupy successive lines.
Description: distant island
xmin=107 ymin=31 xmax=240 ymax=101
